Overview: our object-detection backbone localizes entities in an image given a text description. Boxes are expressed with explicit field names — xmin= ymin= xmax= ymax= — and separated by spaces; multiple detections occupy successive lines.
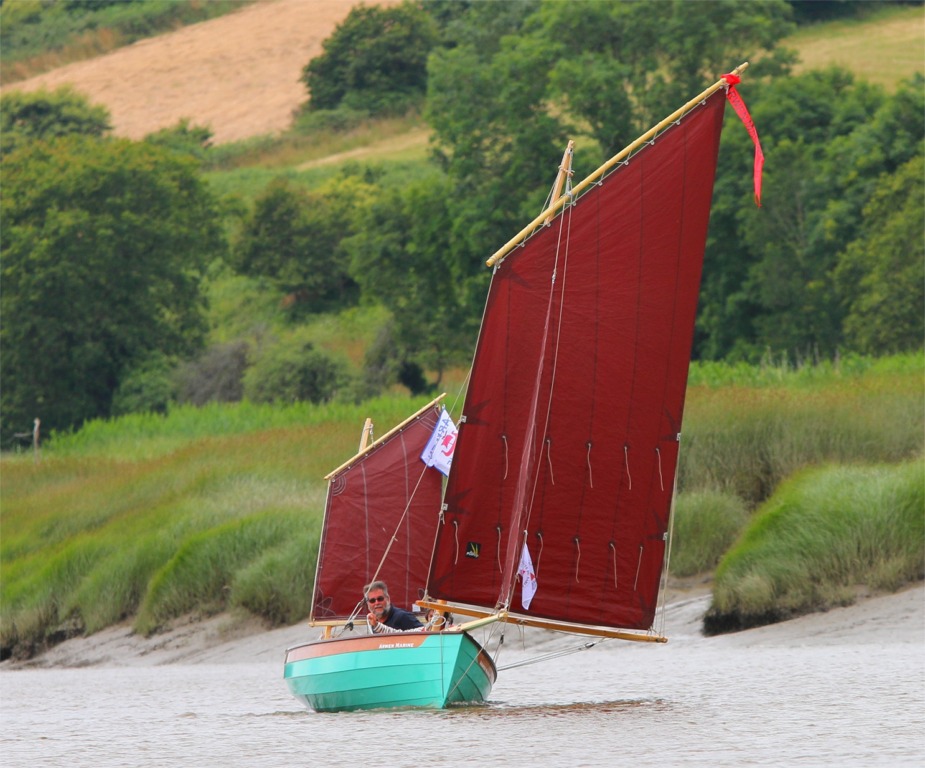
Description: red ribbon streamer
xmin=722 ymin=73 xmax=764 ymax=207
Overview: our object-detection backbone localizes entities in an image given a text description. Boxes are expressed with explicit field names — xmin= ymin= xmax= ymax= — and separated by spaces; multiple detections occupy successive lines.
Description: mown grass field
xmin=0 ymin=0 xmax=253 ymax=83
xmin=786 ymin=4 xmax=924 ymax=89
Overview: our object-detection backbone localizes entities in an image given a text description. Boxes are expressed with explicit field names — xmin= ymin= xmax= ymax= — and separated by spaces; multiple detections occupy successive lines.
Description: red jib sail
xmin=427 ymin=89 xmax=727 ymax=632
xmin=311 ymin=399 xmax=444 ymax=622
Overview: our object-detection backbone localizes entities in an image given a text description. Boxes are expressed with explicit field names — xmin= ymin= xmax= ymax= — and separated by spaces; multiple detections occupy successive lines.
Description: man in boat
xmin=364 ymin=580 xmax=424 ymax=633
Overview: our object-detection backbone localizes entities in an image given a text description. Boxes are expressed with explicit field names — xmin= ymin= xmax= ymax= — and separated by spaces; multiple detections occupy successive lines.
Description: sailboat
xmin=284 ymin=394 xmax=497 ymax=711
xmin=284 ymin=64 xmax=762 ymax=712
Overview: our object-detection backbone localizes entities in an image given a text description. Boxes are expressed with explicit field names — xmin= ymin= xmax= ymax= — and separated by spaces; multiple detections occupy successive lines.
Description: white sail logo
xmin=421 ymin=408 xmax=458 ymax=476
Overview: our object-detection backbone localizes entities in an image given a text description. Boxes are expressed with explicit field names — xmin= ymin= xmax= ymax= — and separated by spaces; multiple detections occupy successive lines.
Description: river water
xmin=3 ymin=593 xmax=923 ymax=767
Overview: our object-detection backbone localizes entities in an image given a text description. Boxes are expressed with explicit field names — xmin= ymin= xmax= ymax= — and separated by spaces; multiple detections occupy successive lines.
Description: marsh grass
xmin=2 ymin=356 xmax=922 ymax=655
xmin=0 ymin=396 xmax=438 ymax=657
xmin=670 ymin=491 xmax=749 ymax=578
xmin=680 ymin=359 xmax=923 ymax=505
xmin=133 ymin=508 xmax=305 ymax=635
xmin=231 ymin=524 xmax=320 ymax=625
xmin=42 ymin=394 xmax=440 ymax=462
xmin=704 ymin=460 xmax=925 ymax=633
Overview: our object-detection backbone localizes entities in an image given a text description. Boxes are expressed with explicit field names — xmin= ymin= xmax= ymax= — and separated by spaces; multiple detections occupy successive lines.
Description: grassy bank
xmin=704 ymin=460 xmax=924 ymax=633
xmin=2 ymin=354 xmax=921 ymax=659
xmin=1 ymin=394 xmax=441 ymax=659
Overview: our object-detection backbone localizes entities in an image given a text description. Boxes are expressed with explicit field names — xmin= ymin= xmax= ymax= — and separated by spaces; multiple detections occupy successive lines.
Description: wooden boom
xmin=417 ymin=599 xmax=668 ymax=643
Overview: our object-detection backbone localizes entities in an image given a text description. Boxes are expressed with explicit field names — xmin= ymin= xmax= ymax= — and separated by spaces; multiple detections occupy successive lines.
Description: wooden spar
xmin=504 ymin=613 xmax=667 ymax=643
xmin=486 ymin=62 xmax=750 ymax=267
xmin=455 ymin=612 xmax=506 ymax=632
xmin=358 ymin=418 xmax=373 ymax=452
xmin=308 ymin=618 xmax=352 ymax=638
xmin=417 ymin=599 xmax=668 ymax=643
xmin=324 ymin=392 xmax=447 ymax=480
xmin=416 ymin=599 xmax=496 ymax=621
xmin=544 ymin=140 xmax=574 ymax=224
xmin=309 ymin=618 xmax=358 ymax=629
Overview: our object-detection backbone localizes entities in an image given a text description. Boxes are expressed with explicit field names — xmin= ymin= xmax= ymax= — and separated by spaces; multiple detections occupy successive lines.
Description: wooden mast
xmin=358 ymin=418 xmax=373 ymax=452
xmin=324 ymin=393 xmax=447 ymax=480
xmin=544 ymin=140 xmax=574 ymax=224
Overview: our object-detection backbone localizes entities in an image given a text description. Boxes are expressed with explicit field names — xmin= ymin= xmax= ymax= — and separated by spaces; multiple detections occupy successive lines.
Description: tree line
xmin=1 ymin=0 xmax=922 ymax=444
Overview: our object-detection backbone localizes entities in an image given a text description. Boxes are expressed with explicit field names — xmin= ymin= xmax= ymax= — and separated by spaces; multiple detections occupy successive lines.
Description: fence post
xmin=32 ymin=417 xmax=40 ymax=463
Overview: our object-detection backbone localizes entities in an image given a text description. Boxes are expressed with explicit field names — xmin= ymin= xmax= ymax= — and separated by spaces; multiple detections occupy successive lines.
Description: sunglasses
xmin=366 ymin=596 xmax=386 ymax=604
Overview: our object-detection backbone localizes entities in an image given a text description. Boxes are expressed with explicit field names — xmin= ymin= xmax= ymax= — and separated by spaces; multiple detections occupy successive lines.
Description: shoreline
xmin=4 ymin=582 xmax=921 ymax=671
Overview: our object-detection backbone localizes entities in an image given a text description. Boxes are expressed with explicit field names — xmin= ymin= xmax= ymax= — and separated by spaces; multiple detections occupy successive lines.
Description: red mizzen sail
xmin=427 ymin=89 xmax=727 ymax=632
xmin=311 ymin=398 xmax=445 ymax=622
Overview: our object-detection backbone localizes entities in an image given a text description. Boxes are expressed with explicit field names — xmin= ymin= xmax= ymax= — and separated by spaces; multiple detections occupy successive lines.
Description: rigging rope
xmin=497 ymin=638 xmax=604 ymax=671
xmin=586 ymin=441 xmax=594 ymax=488
xmin=634 ymin=544 xmax=643 ymax=591
xmin=655 ymin=435 xmax=683 ymax=637
xmin=609 ymin=541 xmax=618 ymax=589
xmin=496 ymin=525 xmax=503 ymax=574
xmin=656 ymin=446 xmax=664 ymax=491
xmin=545 ymin=438 xmax=555 ymax=485
xmin=624 ymin=445 xmax=632 ymax=490
xmin=367 ymin=454 xmax=431 ymax=587
xmin=573 ymin=537 xmax=581 ymax=583
xmin=507 ymin=182 xmax=575 ymax=609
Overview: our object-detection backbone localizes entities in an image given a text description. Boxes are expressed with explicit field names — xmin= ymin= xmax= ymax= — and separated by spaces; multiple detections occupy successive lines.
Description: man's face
xmin=366 ymin=589 xmax=390 ymax=619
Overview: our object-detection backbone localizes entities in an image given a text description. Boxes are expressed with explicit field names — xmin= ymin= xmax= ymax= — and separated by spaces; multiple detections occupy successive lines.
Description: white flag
xmin=420 ymin=408 xmax=458 ymax=476
xmin=518 ymin=542 xmax=538 ymax=610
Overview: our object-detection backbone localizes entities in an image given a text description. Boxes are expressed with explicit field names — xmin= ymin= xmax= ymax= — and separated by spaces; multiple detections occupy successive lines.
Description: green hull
xmin=284 ymin=631 xmax=496 ymax=712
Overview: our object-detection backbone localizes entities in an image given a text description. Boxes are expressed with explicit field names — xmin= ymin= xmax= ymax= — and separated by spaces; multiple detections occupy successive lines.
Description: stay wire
xmin=496 ymin=637 xmax=607 ymax=672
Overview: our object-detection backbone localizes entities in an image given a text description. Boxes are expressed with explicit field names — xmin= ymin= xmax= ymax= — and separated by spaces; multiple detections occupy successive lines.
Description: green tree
xmin=426 ymin=0 xmax=537 ymax=51
xmin=243 ymin=332 xmax=347 ymax=404
xmin=539 ymin=0 xmax=795 ymax=155
xmin=835 ymin=154 xmax=925 ymax=354
xmin=144 ymin=118 xmax=213 ymax=162
xmin=175 ymin=341 xmax=250 ymax=406
xmin=232 ymin=175 xmax=372 ymax=314
xmin=697 ymin=70 xmax=924 ymax=361
xmin=1 ymin=136 xmax=226 ymax=441
xmin=0 ymin=85 xmax=110 ymax=157
xmin=301 ymin=1 xmax=438 ymax=115
xmin=427 ymin=0 xmax=794 ymax=272
xmin=110 ymin=351 xmax=178 ymax=416
xmin=345 ymin=172 xmax=480 ymax=386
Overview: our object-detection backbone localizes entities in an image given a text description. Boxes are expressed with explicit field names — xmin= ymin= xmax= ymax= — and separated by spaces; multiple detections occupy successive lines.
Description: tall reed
xmin=1 ymin=428 xmax=332 ymax=656
xmin=669 ymin=491 xmax=749 ymax=578
xmin=679 ymin=368 xmax=923 ymax=506
xmin=2 ymin=356 xmax=921 ymax=656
